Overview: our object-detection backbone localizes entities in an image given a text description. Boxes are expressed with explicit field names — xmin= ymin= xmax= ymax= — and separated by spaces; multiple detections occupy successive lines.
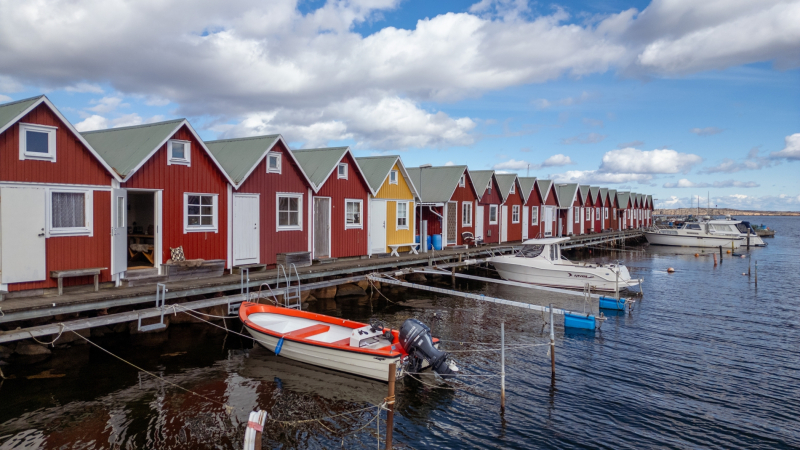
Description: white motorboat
xmin=733 ymin=220 xmax=766 ymax=247
xmin=644 ymin=218 xmax=744 ymax=248
xmin=240 ymin=303 xmax=457 ymax=382
xmin=489 ymin=238 xmax=640 ymax=292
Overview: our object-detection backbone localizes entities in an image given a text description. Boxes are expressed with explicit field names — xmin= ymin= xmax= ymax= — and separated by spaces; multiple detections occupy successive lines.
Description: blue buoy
xmin=431 ymin=234 xmax=443 ymax=250
xmin=274 ymin=337 xmax=284 ymax=355
xmin=564 ymin=313 xmax=595 ymax=330
xmin=599 ymin=296 xmax=626 ymax=310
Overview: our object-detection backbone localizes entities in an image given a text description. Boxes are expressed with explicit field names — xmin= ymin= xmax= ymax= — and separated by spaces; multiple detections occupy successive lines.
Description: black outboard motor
xmin=399 ymin=318 xmax=458 ymax=378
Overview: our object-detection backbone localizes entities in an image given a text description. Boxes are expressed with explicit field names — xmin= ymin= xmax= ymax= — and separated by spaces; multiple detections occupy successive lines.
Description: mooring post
xmin=501 ymin=321 xmax=506 ymax=410
xmin=755 ymin=261 xmax=758 ymax=286
xmin=719 ymin=246 xmax=723 ymax=262
xmin=549 ymin=304 xmax=555 ymax=377
xmin=747 ymin=228 xmax=751 ymax=249
xmin=615 ymin=261 xmax=620 ymax=300
xmin=385 ymin=363 xmax=396 ymax=450
xmin=713 ymin=252 xmax=717 ymax=266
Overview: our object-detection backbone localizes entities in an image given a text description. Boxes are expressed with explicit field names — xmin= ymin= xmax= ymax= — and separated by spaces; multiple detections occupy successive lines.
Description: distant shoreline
xmin=655 ymin=208 xmax=800 ymax=217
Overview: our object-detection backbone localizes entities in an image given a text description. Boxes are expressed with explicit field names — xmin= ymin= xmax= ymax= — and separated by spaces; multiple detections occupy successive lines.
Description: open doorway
xmin=127 ymin=191 xmax=156 ymax=269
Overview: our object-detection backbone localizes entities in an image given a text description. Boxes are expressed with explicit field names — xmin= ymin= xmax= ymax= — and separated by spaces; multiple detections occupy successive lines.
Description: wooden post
xmin=747 ymin=228 xmax=751 ymax=249
xmin=385 ymin=363 xmax=396 ymax=450
xmin=755 ymin=261 xmax=758 ymax=286
xmin=549 ymin=304 xmax=555 ymax=377
xmin=713 ymin=252 xmax=717 ymax=266
xmin=501 ymin=322 xmax=505 ymax=410
xmin=719 ymin=246 xmax=723 ymax=262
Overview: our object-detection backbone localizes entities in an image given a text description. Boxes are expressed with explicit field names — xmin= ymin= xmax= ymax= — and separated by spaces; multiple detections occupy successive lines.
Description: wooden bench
xmin=50 ymin=267 xmax=107 ymax=296
xmin=277 ymin=251 xmax=312 ymax=268
xmin=388 ymin=243 xmax=420 ymax=257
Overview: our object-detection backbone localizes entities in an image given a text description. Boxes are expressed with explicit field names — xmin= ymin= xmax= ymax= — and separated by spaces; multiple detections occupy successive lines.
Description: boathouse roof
xmin=518 ymin=177 xmax=538 ymax=203
xmin=406 ymin=165 xmax=473 ymax=203
xmin=555 ymin=183 xmax=579 ymax=208
xmin=470 ymin=170 xmax=496 ymax=199
xmin=356 ymin=155 xmax=419 ymax=197
xmin=495 ymin=173 xmax=519 ymax=200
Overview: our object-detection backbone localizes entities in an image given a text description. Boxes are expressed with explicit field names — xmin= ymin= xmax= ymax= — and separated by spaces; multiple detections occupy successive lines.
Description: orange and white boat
xmin=239 ymin=303 xmax=457 ymax=382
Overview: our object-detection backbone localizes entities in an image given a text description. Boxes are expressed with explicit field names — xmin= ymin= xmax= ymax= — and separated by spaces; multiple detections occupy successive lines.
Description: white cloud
xmin=493 ymin=153 xmax=574 ymax=171
xmin=88 ymin=96 xmax=125 ymax=113
xmin=600 ymin=147 xmax=702 ymax=174
xmin=690 ymin=127 xmax=723 ymax=136
xmin=700 ymin=147 xmax=774 ymax=173
xmin=663 ymin=178 xmax=759 ymax=188
xmin=64 ymin=82 xmax=104 ymax=94
xmin=0 ymin=94 xmax=11 ymax=102
xmin=770 ymin=133 xmax=800 ymax=160
xmin=549 ymin=170 xmax=653 ymax=185
xmin=74 ymin=114 xmax=108 ymax=131
xmin=493 ymin=159 xmax=530 ymax=170
xmin=74 ymin=112 xmax=165 ymax=131
xmin=444 ymin=161 xmax=455 ymax=166
xmin=562 ymin=132 xmax=607 ymax=145
xmin=541 ymin=154 xmax=573 ymax=167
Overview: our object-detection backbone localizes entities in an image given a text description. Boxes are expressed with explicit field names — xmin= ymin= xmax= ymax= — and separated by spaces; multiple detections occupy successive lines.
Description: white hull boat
xmin=645 ymin=218 xmax=744 ymax=248
xmin=489 ymin=238 xmax=641 ymax=292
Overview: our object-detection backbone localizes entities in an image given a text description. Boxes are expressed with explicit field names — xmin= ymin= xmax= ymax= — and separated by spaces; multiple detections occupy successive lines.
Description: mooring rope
xmin=366 ymin=277 xmax=398 ymax=305
xmin=28 ymin=323 xmax=65 ymax=347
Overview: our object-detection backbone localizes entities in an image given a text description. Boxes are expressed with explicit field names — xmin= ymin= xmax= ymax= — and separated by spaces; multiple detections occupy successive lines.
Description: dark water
xmin=1 ymin=216 xmax=798 ymax=449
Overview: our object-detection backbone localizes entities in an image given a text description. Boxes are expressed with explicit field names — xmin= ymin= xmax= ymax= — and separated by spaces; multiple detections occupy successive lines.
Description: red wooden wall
xmin=478 ymin=176 xmax=502 ymax=244
xmin=236 ymin=141 xmax=311 ymax=266
xmin=525 ymin=185 xmax=544 ymax=238
xmin=315 ymin=152 xmax=370 ymax=258
xmin=123 ymin=125 xmax=229 ymax=264
xmin=542 ymin=185 xmax=558 ymax=236
xmin=1 ymin=103 xmax=114 ymax=291
xmin=418 ymin=206 xmax=442 ymax=236
xmin=452 ymin=169 xmax=478 ymax=245
xmin=504 ymin=182 xmax=524 ymax=242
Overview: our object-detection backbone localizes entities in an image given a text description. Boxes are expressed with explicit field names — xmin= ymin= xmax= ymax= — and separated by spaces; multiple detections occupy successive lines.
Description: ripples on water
xmin=1 ymin=217 xmax=798 ymax=449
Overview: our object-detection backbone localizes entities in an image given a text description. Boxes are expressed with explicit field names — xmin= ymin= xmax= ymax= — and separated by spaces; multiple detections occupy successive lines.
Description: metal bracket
xmin=231 ymin=268 xmax=250 ymax=315
xmin=138 ymin=283 xmax=167 ymax=332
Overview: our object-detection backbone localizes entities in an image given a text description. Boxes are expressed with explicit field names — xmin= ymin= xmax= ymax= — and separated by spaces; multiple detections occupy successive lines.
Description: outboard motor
xmin=399 ymin=318 xmax=458 ymax=378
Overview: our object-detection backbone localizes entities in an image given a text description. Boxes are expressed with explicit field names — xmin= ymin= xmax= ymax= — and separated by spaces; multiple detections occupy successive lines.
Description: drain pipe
xmin=428 ymin=206 xmax=444 ymax=220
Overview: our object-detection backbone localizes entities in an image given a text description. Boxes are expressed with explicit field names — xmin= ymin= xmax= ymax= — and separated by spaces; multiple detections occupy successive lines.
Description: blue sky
xmin=1 ymin=0 xmax=798 ymax=210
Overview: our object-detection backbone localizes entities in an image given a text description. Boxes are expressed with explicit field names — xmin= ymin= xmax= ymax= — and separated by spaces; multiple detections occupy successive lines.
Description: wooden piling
xmin=755 ymin=261 xmax=758 ymax=286
xmin=549 ymin=304 xmax=555 ymax=377
xmin=385 ymin=363 xmax=396 ymax=450
xmin=747 ymin=228 xmax=751 ymax=249
xmin=719 ymin=246 xmax=723 ymax=262
xmin=501 ymin=322 xmax=506 ymax=410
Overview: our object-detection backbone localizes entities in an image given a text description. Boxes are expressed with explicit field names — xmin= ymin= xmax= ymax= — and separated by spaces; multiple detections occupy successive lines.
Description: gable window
xmin=531 ymin=206 xmax=539 ymax=224
xmin=19 ymin=123 xmax=57 ymax=162
xmin=510 ymin=183 xmax=515 ymax=194
xmin=487 ymin=181 xmax=492 ymax=195
xmin=512 ymin=205 xmax=520 ymax=223
xmin=267 ymin=153 xmax=282 ymax=174
xmin=459 ymin=175 xmax=465 ymax=187
xmin=277 ymin=193 xmax=302 ymax=230
xmin=184 ymin=193 xmax=217 ymax=232
xmin=168 ymin=139 xmax=191 ymax=166
xmin=49 ymin=189 xmax=92 ymax=236
xmin=462 ymin=202 xmax=472 ymax=226
xmin=389 ymin=170 xmax=398 ymax=185
xmin=575 ymin=207 xmax=580 ymax=223
xmin=345 ymin=199 xmax=362 ymax=228
xmin=489 ymin=205 xmax=498 ymax=224
xmin=338 ymin=163 xmax=348 ymax=179
xmin=396 ymin=201 xmax=408 ymax=229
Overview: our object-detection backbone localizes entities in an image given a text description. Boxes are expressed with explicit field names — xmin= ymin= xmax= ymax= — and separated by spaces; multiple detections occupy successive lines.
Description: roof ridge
xmin=205 ymin=134 xmax=280 ymax=144
xmin=81 ymin=118 xmax=184 ymax=134
xmin=292 ymin=146 xmax=349 ymax=152
xmin=0 ymin=94 xmax=45 ymax=107
xmin=356 ymin=155 xmax=399 ymax=160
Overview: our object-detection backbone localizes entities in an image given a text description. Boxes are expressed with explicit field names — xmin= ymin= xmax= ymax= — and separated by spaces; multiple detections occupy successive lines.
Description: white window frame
xmin=345 ymin=198 xmax=363 ymax=229
xmin=462 ymin=202 xmax=472 ymax=227
xmin=167 ymin=139 xmax=191 ymax=166
xmin=574 ymin=207 xmax=580 ymax=223
xmin=486 ymin=181 xmax=492 ymax=195
xmin=19 ymin=123 xmax=57 ymax=162
xmin=267 ymin=153 xmax=282 ymax=174
xmin=510 ymin=183 xmax=515 ymax=194
xmin=183 ymin=193 xmax=218 ymax=233
xmin=532 ymin=206 xmax=539 ymax=224
xmin=338 ymin=163 xmax=348 ymax=179
xmin=595 ymin=207 xmax=600 ymax=219
xmin=389 ymin=170 xmax=398 ymax=185
xmin=276 ymin=192 xmax=303 ymax=231
xmin=459 ymin=175 xmax=465 ymax=188
xmin=396 ymin=201 xmax=409 ymax=230
xmin=489 ymin=204 xmax=498 ymax=225
xmin=512 ymin=205 xmax=520 ymax=223
xmin=604 ymin=207 xmax=609 ymax=219
xmin=47 ymin=188 xmax=93 ymax=237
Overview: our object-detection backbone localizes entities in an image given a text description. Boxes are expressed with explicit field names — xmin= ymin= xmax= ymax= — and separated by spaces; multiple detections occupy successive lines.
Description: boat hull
xmin=490 ymin=258 xmax=639 ymax=292
xmin=644 ymin=232 xmax=743 ymax=248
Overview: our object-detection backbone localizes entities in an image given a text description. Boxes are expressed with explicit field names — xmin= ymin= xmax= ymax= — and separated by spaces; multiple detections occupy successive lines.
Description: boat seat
xmin=330 ymin=337 xmax=352 ymax=346
xmin=283 ymin=324 xmax=330 ymax=339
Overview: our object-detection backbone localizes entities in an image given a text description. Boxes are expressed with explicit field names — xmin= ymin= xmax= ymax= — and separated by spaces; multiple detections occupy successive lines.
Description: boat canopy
xmin=521 ymin=237 xmax=570 ymax=245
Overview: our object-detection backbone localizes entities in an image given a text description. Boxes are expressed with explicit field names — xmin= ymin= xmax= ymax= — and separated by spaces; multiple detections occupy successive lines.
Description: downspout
xmin=428 ymin=206 xmax=444 ymax=220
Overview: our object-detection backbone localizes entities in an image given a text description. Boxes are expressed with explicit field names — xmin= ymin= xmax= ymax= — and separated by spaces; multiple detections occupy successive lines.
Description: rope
xmin=29 ymin=324 xmax=65 ymax=347
xmin=367 ymin=277 xmax=398 ymax=305
xmin=167 ymin=304 xmax=238 ymax=320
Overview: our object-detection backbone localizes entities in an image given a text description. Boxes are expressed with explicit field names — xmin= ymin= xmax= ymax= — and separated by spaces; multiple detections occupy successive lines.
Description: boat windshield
xmin=735 ymin=223 xmax=750 ymax=233
xmin=516 ymin=245 xmax=544 ymax=258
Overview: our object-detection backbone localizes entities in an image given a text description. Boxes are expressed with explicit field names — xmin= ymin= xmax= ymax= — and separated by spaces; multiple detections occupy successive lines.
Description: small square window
xmin=19 ymin=123 xmax=57 ymax=162
xmin=338 ymin=163 xmax=348 ymax=179
xmin=185 ymin=193 xmax=217 ymax=232
xmin=389 ymin=170 xmax=398 ymax=185
xmin=267 ymin=153 xmax=282 ymax=173
xmin=277 ymin=193 xmax=302 ymax=230
xmin=459 ymin=175 xmax=465 ymax=187
xmin=345 ymin=199 xmax=362 ymax=228
xmin=168 ymin=140 xmax=191 ymax=166
xmin=49 ymin=189 xmax=92 ymax=236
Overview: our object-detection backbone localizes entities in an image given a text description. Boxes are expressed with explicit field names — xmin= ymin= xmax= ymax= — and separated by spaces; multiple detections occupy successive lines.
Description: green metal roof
xmin=555 ymin=183 xmax=579 ymax=208
xmin=495 ymin=174 xmax=518 ymax=200
xmin=0 ymin=95 xmax=44 ymax=133
xmin=406 ymin=165 xmax=467 ymax=203
xmin=599 ymin=187 xmax=609 ymax=205
xmin=205 ymin=135 xmax=280 ymax=186
xmin=470 ymin=170 xmax=495 ymax=198
xmin=81 ymin=119 xmax=184 ymax=178
xmin=647 ymin=194 xmax=653 ymax=208
xmin=589 ymin=186 xmax=601 ymax=203
xmin=578 ymin=185 xmax=590 ymax=204
xmin=536 ymin=179 xmax=553 ymax=201
xmin=518 ymin=177 xmax=537 ymax=203
xmin=291 ymin=147 xmax=349 ymax=190
xmin=617 ymin=191 xmax=630 ymax=208
xmin=608 ymin=189 xmax=618 ymax=206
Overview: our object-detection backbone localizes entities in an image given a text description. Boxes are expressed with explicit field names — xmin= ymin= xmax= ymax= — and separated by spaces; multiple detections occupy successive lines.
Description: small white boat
xmin=732 ymin=220 xmax=766 ymax=247
xmin=489 ymin=238 xmax=640 ymax=292
xmin=645 ymin=218 xmax=744 ymax=248
xmin=240 ymin=303 xmax=457 ymax=382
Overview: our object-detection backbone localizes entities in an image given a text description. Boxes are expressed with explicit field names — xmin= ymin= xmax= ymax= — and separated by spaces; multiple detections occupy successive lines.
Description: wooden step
xmin=232 ymin=264 xmax=267 ymax=274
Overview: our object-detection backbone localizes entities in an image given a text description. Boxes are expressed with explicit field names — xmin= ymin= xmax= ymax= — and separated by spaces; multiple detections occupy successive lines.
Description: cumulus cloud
xmin=444 ymin=161 xmax=455 ymax=166
xmin=770 ymin=133 xmax=800 ymax=160
xmin=690 ymin=127 xmax=723 ymax=136
xmin=663 ymin=178 xmax=759 ymax=188
xmin=0 ymin=94 xmax=11 ymax=102
xmin=493 ymin=153 xmax=574 ymax=171
xmin=600 ymin=147 xmax=702 ymax=174
xmin=562 ymin=132 xmax=607 ymax=145
xmin=74 ymin=112 xmax=165 ymax=131
xmin=550 ymin=170 xmax=653 ymax=185
xmin=700 ymin=147 xmax=774 ymax=173
xmin=541 ymin=154 xmax=573 ymax=167
xmin=88 ymin=96 xmax=125 ymax=113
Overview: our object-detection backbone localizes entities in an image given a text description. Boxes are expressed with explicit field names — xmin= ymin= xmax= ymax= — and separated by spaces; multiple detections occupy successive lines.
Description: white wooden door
xmin=370 ymin=199 xmax=386 ymax=254
xmin=233 ymin=194 xmax=260 ymax=265
xmin=475 ymin=205 xmax=484 ymax=240
xmin=522 ymin=206 xmax=529 ymax=240
xmin=500 ymin=205 xmax=508 ymax=242
xmin=580 ymin=208 xmax=585 ymax=234
xmin=112 ymin=188 xmax=127 ymax=276
xmin=0 ymin=187 xmax=46 ymax=283
xmin=601 ymin=207 xmax=605 ymax=229
xmin=544 ymin=206 xmax=553 ymax=237
xmin=313 ymin=197 xmax=330 ymax=258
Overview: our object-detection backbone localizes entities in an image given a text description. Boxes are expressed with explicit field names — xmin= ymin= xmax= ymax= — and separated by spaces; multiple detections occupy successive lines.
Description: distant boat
xmin=645 ymin=218 xmax=744 ymax=248
xmin=489 ymin=237 xmax=640 ymax=292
